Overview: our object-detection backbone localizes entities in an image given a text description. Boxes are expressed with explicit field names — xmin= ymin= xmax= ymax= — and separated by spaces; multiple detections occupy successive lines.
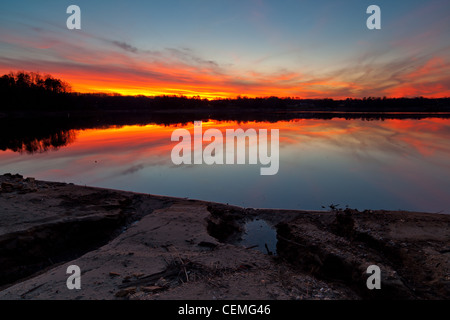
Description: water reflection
xmin=0 ymin=130 xmax=76 ymax=153
xmin=0 ymin=117 xmax=449 ymax=213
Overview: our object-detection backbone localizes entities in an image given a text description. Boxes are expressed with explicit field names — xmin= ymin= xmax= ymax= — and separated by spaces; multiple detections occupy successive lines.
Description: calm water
xmin=1 ymin=117 xmax=450 ymax=213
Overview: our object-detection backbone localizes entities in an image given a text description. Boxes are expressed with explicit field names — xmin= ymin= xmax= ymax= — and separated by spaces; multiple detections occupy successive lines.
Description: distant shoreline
xmin=2 ymin=72 xmax=450 ymax=114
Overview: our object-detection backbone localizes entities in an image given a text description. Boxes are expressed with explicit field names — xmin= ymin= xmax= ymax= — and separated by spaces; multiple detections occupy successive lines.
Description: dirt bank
xmin=0 ymin=173 xmax=448 ymax=300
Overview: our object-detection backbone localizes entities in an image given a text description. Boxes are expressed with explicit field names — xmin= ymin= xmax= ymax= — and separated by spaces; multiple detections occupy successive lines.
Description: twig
xmin=169 ymin=245 xmax=189 ymax=282
xmin=20 ymin=283 xmax=45 ymax=298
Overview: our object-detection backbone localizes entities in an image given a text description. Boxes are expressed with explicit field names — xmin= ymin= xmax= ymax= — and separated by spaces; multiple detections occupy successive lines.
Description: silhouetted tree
xmin=0 ymin=71 xmax=72 ymax=111
xmin=1 ymin=70 xmax=449 ymax=113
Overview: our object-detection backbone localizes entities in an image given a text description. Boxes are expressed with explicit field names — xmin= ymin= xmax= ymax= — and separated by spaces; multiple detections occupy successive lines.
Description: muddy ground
xmin=0 ymin=173 xmax=448 ymax=300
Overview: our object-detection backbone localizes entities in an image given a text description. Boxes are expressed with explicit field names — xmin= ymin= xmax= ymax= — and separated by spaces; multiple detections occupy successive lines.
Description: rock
xmin=4 ymin=173 xmax=23 ymax=181
xmin=198 ymin=241 xmax=218 ymax=249
xmin=132 ymin=273 xmax=144 ymax=278
xmin=0 ymin=176 xmax=37 ymax=194
xmin=114 ymin=287 xmax=136 ymax=298
xmin=109 ymin=272 xmax=121 ymax=277
xmin=1 ymin=182 xmax=14 ymax=193
xmin=155 ymin=277 xmax=169 ymax=287
xmin=141 ymin=286 xmax=164 ymax=293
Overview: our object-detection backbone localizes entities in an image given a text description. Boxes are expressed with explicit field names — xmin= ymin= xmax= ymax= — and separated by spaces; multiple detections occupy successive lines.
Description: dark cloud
xmin=111 ymin=41 xmax=138 ymax=53
xmin=121 ymin=164 xmax=144 ymax=175
xmin=166 ymin=48 xmax=220 ymax=69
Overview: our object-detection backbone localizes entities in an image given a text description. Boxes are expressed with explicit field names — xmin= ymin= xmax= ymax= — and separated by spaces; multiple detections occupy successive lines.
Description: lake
xmin=1 ymin=116 xmax=450 ymax=213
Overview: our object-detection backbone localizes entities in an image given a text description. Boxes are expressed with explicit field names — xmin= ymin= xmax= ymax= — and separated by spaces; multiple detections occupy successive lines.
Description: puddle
xmin=239 ymin=219 xmax=278 ymax=255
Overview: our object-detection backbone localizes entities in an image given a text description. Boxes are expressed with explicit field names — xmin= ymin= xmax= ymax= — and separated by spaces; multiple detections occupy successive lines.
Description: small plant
xmin=322 ymin=204 xmax=352 ymax=212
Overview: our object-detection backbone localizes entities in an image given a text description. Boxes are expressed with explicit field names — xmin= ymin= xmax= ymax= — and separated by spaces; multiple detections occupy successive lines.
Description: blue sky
xmin=1 ymin=0 xmax=449 ymax=98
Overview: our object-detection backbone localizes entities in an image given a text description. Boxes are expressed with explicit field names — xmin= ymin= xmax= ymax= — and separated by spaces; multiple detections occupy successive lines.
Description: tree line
xmin=0 ymin=71 xmax=71 ymax=110
xmin=1 ymin=71 xmax=449 ymax=112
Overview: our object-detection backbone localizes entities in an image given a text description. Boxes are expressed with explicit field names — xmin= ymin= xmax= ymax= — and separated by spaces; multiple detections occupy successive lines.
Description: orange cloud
xmin=384 ymin=57 xmax=450 ymax=98
xmin=1 ymin=28 xmax=450 ymax=99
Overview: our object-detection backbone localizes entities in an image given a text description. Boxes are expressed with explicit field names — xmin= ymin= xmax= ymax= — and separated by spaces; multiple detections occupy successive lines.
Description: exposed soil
xmin=0 ymin=173 xmax=448 ymax=300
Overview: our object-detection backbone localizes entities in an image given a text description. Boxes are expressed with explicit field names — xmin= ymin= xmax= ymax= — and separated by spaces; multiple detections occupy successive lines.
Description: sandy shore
xmin=0 ymin=173 xmax=449 ymax=300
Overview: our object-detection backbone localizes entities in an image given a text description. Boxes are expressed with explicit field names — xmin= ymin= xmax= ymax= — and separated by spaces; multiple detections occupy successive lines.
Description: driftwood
xmin=118 ymin=263 xmax=183 ymax=289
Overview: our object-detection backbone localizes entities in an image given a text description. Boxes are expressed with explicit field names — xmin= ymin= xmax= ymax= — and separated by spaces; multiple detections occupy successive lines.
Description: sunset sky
xmin=1 ymin=0 xmax=450 ymax=99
